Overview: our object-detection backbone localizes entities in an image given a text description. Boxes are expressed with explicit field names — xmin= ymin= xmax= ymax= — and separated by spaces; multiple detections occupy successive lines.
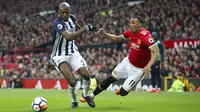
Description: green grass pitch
xmin=0 ymin=89 xmax=199 ymax=112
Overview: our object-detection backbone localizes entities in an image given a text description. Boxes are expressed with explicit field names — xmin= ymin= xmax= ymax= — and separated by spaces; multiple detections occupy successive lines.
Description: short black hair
xmin=134 ymin=16 xmax=144 ymax=26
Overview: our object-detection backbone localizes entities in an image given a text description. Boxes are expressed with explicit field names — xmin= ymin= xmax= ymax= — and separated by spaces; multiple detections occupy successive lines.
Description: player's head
xmin=129 ymin=16 xmax=144 ymax=33
xmin=59 ymin=2 xmax=70 ymax=21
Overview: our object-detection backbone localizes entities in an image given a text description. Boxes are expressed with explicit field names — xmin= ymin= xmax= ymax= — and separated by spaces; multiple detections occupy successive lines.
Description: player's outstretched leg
xmin=79 ymin=79 xmax=92 ymax=103
xmin=68 ymin=85 xmax=78 ymax=108
xmin=81 ymin=79 xmax=95 ymax=108
xmin=58 ymin=62 xmax=78 ymax=108
xmin=80 ymin=75 xmax=116 ymax=104
xmin=77 ymin=67 xmax=95 ymax=107
xmin=116 ymin=73 xmax=144 ymax=96
xmin=90 ymin=75 xmax=117 ymax=97
xmin=79 ymin=75 xmax=117 ymax=107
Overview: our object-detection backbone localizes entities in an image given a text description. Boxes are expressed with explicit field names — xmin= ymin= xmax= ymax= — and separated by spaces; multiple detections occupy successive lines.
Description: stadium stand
xmin=0 ymin=0 xmax=199 ymax=49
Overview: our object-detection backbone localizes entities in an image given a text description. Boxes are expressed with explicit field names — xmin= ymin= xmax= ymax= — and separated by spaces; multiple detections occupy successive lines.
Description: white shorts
xmin=112 ymin=57 xmax=144 ymax=91
xmin=51 ymin=52 xmax=87 ymax=72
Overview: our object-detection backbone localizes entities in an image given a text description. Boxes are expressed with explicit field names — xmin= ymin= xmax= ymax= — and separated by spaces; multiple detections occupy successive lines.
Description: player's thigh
xmin=51 ymin=56 xmax=74 ymax=80
xmin=59 ymin=62 xmax=75 ymax=80
xmin=51 ymin=55 xmax=70 ymax=68
xmin=77 ymin=67 xmax=90 ymax=79
xmin=70 ymin=53 xmax=87 ymax=71
xmin=112 ymin=57 xmax=129 ymax=80
xmin=123 ymin=68 xmax=144 ymax=92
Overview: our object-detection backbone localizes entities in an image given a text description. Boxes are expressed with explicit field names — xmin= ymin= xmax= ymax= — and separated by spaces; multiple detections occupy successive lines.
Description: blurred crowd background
xmin=0 ymin=0 xmax=199 ymax=80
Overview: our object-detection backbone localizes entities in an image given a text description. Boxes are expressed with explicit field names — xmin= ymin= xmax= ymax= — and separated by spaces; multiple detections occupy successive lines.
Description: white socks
xmin=68 ymin=85 xmax=77 ymax=102
xmin=82 ymin=79 xmax=91 ymax=97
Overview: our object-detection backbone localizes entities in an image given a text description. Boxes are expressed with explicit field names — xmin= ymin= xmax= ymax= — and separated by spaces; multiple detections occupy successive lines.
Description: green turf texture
xmin=0 ymin=89 xmax=199 ymax=112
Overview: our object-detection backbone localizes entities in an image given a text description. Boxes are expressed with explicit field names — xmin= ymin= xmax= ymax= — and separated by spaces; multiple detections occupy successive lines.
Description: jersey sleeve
xmin=70 ymin=14 xmax=76 ymax=24
xmin=122 ymin=30 xmax=130 ymax=40
xmin=143 ymin=34 xmax=156 ymax=47
xmin=53 ymin=19 xmax=66 ymax=33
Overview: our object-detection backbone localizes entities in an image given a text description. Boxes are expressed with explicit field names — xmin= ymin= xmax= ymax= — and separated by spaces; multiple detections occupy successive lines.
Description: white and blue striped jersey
xmin=51 ymin=14 xmax=78 ymax=57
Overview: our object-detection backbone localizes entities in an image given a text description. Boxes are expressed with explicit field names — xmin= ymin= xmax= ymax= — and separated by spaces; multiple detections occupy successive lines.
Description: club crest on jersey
xmin=130 ymin=43 xmax=140 ymax=50
xmin=57 ymin=24 xmax=63 ymax=29
xmin=148 ymin=38 xmax=155 ymax=43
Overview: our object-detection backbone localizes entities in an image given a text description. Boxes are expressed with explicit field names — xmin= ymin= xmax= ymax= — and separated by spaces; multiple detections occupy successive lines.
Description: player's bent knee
xmin=120 ymin=87 xmax=129 ymax=96
xmin=100 ymin=76 xmax=116 ymax=90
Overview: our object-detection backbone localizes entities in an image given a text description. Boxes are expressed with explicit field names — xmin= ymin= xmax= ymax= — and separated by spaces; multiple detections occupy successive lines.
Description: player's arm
xmin=61 ymin=27 xmax=86 ymax=41
xmin=62 ymin=24 xmax=96 ymax=41
xmin=146 ymin=44 xmax=160 ymax=68
xmin=143 ymin=35 xmax=160 ymax=75
xmin=54 ymin=20 xmax=96 ymax=41
xmin=98 ymin=28 xmax=124 ymax=42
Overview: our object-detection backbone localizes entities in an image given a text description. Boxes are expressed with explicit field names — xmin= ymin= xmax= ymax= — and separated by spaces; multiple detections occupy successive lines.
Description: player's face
xmin=59 ymin=8 xmax=70 ymax=21
xmin=129 ymin=18 xmax=141 ymax=33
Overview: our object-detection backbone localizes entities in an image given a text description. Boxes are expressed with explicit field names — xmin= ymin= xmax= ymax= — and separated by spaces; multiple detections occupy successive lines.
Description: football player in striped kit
xmin=51 ymin=2 xmax=96 ymax=108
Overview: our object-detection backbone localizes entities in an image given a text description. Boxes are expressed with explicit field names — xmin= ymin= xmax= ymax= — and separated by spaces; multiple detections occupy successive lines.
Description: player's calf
xmin=100 ymin=75 xmax=116 ymax=90
xmin=90 ymin=75 xmax=116 ymax=97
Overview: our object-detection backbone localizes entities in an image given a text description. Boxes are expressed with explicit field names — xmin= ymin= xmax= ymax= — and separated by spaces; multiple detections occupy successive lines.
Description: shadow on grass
xmin=49 ymin=106 xmax=135 ymax=112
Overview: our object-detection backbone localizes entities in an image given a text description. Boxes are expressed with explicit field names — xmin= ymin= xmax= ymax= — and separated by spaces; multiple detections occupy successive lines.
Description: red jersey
xmin=123 ymin=28 xmax=156 ymax=68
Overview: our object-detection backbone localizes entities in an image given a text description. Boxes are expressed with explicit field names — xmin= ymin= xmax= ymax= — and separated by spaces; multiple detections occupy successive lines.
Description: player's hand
xmin=85 ymin=24 xmax=97 ymax=32
xmin=98 ymin=28 xmax=106 ymax=35
xmin=143 ymin=65 xmax=151 ymax=76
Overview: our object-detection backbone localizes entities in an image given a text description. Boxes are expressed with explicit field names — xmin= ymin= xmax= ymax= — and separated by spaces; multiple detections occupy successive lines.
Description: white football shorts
xmin=51 ymin=52 xmax=87 ymax=72
xmin=112 ymin=57 xmax=145 ymax=92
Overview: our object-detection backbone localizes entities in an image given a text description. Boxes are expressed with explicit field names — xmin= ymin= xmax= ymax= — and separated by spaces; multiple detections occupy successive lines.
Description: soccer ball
xmin=31 ymin=97 xmax=48 ymax=112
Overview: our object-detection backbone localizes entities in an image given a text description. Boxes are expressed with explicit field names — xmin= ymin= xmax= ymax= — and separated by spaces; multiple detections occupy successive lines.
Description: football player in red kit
xmin=80 ymin=16 xmax=159 ymax=102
